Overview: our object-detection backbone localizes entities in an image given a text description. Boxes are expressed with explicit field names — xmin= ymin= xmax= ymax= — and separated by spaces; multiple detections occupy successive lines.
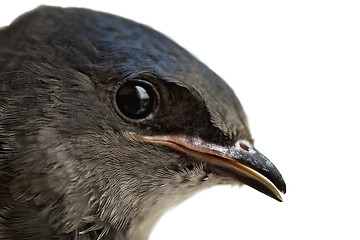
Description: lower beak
xmin=139 ymin=135 xmax=286 ymax=202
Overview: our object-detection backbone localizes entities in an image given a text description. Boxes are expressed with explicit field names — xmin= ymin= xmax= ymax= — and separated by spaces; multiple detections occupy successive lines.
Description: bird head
xmin=0 ymin=6 xmax=286 ymax=240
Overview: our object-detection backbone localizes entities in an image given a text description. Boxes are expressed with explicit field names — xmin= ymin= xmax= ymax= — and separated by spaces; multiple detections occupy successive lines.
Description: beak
xmin=139 ymin=135 xmax=286 ymax=201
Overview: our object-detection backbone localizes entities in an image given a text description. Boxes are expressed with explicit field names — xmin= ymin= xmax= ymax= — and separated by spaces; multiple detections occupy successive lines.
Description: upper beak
xmin=139 ymin=135 xmax=286 ymax=201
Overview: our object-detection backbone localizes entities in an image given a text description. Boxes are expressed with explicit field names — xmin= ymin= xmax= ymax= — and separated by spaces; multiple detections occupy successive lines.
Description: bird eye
xmin=115 ymin=81 xmax=157 ymax=120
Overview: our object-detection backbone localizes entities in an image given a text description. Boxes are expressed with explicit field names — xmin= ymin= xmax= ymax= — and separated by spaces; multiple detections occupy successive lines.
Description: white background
xmin=1 ymin=1 xmax=359 ymax=239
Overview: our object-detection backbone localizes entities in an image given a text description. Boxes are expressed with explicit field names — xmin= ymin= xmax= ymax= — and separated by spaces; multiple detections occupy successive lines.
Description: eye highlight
xmin=115 ymin=81 xmax=157 ymax=120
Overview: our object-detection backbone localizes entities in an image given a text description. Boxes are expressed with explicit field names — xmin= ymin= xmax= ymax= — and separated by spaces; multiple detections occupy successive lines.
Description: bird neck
xmin=117 ymin=169 xmax=221 ymax=240
xmin=123 ymin=185 xmax=199 ymax=240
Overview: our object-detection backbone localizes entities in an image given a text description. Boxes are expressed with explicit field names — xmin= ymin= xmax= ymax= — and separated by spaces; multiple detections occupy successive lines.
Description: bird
xmin=0 ymin=6 xmax=286 ymax=240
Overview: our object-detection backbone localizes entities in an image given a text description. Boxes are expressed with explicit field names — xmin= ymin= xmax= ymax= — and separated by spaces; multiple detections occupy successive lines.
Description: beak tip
xmin=273 ymin=190 xmax=285 ymax=202
xmin=263 ymin=174 xmax=286 ymax=202
xmin=275 ymin=177 xmax=286 ymax=201
xmin=279 ymin=181 xmax=286 ymax=194
xmin=276 ymin=182 xmax=286 ymax=202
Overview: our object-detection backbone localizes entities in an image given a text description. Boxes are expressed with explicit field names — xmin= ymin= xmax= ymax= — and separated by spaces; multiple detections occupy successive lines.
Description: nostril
xmin=240 ymin=142 xmax=250 ymax=151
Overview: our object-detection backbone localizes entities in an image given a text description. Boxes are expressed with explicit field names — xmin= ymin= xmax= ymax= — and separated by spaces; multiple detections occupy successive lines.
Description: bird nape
xmin=0 ymin=6 xmax=286 ymax=240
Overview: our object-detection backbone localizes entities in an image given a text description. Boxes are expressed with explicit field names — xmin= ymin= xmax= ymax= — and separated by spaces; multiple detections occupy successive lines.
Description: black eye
xmin=115 ymin=81 xmax=157 ymax=120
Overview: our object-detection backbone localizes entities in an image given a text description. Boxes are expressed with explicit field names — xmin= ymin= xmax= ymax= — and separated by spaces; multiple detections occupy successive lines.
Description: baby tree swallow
xmin=0 ymin=6 xmax=286 ymax=240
